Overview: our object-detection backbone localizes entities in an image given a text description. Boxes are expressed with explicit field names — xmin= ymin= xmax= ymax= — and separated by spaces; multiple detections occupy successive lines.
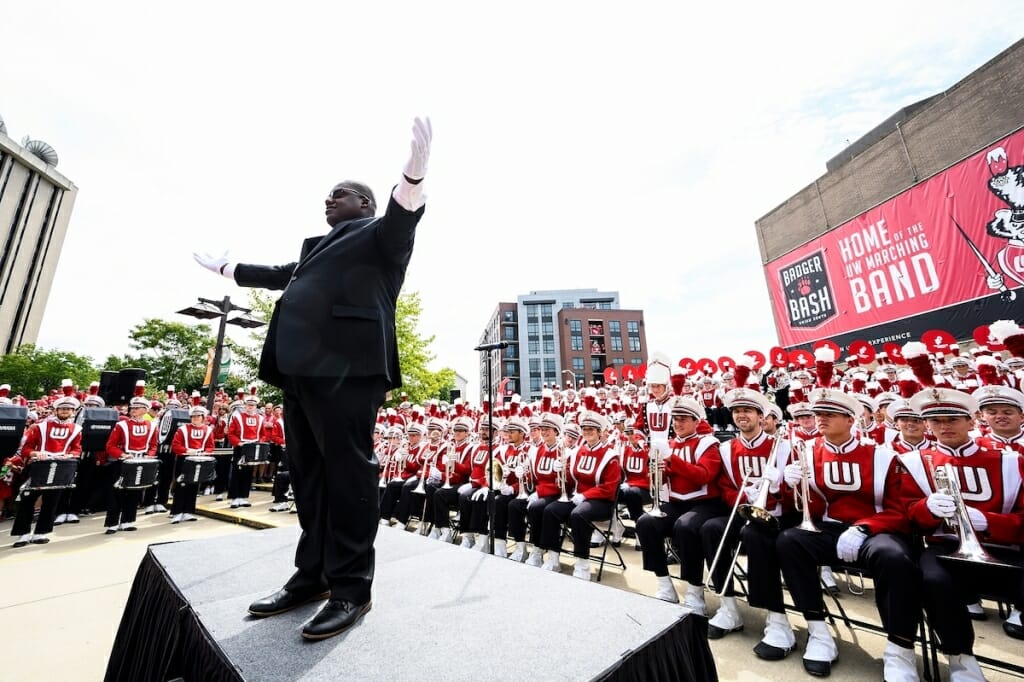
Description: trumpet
xmin=557 ymin=441 xmax=570 ymax=502
xmin=442 ymin=442 xmax=456 ymax=489
xmin=647 ymin=439 xmax=668 ymax=518
xmin=412 ymin=445 xmax=433 ymax=495
xmin=791 ymin=439 xmax=820 ymax=533
xmin=515 ymin=445 xmax=530 ymax=500
xmin=737 ymin=432 xmax=783 ymax=529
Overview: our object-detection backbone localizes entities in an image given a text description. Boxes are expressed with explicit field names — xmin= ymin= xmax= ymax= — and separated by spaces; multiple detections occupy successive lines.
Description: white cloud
xmin=2 ymin=1 xmax=1020 ymax=399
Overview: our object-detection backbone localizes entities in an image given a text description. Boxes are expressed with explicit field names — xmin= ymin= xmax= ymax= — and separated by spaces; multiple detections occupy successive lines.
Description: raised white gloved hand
xmin=500 ymin=484 xmax=514 ymax=496
xmin=193 ymin=250 xmax=234 ymax=278
xmin=403 ymin=117 xmax=433 ymax=181
xmin=552 ymin=458 xmax=564 ymax=473
xmin=571 ymin=492 xmax=585 ymax=506
xmin=471 ymin=487 xmax=489 ymax=502
xmin=783 ymin=463 xmax=802 ymax=488
xmin=514 ymin=464 xmax=525 ymax=478
xmin=836 ymin=526 xmax=867 ymax=563
xmin=761 ymin=464 xmax=782 ymax=494
xmin=926 ymin=492 xmax=956 ymax=519
xmin=966 ymin=506 xmax=988 ymax=532
xmin=620 ymin=481 xmax=631 ymax=491
xmin=458 ymin=482 xmax=473 ymax=495
xmin=528 ymin=492 xmax=538 ymax=504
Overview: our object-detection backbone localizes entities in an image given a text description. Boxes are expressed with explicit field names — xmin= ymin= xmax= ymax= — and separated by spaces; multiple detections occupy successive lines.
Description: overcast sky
xmin=3 ymin=2 xmax=1022 ymax=399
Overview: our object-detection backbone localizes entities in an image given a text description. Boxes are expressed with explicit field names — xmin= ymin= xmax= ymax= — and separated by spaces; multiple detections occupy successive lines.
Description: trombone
xmin=737 ymin=432 xmax=784 ymax=529
xmin=647 ymin=439 xmax=668 ymax=518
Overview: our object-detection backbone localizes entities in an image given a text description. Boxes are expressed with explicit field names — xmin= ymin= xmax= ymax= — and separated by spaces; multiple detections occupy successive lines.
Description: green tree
xmin=102 ymin=318 xmax=217 ymax=393
xmin=0 ymin=344 xmax=97 ymax=398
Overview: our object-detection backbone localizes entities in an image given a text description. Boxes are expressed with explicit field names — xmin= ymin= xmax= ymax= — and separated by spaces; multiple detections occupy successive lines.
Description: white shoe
xmin=118 ymin=524 xmax=137 ymax=532
xmin=882 ymin=641 xmax=918 ymax=682
xmin=510 ymin=544 xmax=527 ymax=562
xmin=573 ymin=558 xmax=591 ymax=581
xmin=460 ymin=533 xmax=475 ymax=548
xmin=170 ymin=514 xmax=184 ymax=524
xmin=270 ymin=502 xmax=291 ymax=512
xmin=182 ymin=513 xmax=198 ymax=522
xmin=526 ymin=548 xmax=544 ymax=567
xmin=379 ymin=518 xmax=391 ymax=526
xmin=54 ymin=514 xmax=68 ymax=525
xmin=154 ymin=504 xmax=168 ymax=513
xmin=14 ymin=534 xmax=33 ymax=546
xmin=427 ymin=527 xmax=441 ymax=540
xmin=215 ymin=494 xmax=225 ymax=501
xmin=394 ymin=522 xmax=407 ymax=531
xmin=802 ymin=621 xmax=838 ymax=676
xmin=966 ymin=601 xmax=985 ymax=619
xmin=948 ymin=654 xmax=985 ymax=681
xmin=708 ymin=597 xmax=744 ymax=638
xmin=473 ymin=535 xmax=489 ymax=552
xmin=438 ymin=528 xmax=453 ymax=543
xmin=820 ymin=566 xmax=839 ymax=592
xmin=144 ymin=505 xmax=157 ymax=514
xmin=542 ymin=553 xmax=561 ymax=572
xmin=590 ymin=529 xmax=603 ymax=546
xmin=494 ymin=539 xmax=508 ymax=558
xmin=655 ymin=576 xmax=679 ymax=603
xmin=682 ymin=585 xmax=707 ymax=615
xmin=230 ymin=500 xmax=241 ymax=509
xmin=239 ymin=499 xmax=251 ymax=508
xmin=65 ymin=513 xmax=79 ymax=523
xmin=755 ymin=611 xmax=797 ymax=660
xmin=610 ymin=516 xmax=625 ymax=544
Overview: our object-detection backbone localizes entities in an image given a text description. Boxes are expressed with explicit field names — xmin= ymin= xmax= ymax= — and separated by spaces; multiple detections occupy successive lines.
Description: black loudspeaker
xmin=104 ymin=368 xmax=147 ymax=405
xmin=98 ymin=371 xmax=118 ymax=406
xmin=0 ymin=404 xmax=29 ymax=459
xmin=158 ymin=408 xmax=190 ymax=446
xmin=75 ymin=407 xmax=119 ymax=452
xmin=450 ymin=389 xmax=461 ymax=401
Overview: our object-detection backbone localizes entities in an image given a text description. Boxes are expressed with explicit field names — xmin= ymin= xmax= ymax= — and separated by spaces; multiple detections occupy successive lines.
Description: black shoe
xmin=105 ymin=529 xmax=118 ymax=535
xmin=248 ymin=587 xmax=329 ymax=618
xmin=708 ymin=624 xmax=743 ymax=640
xmin=802 ymin=657 xmax=833 ymax=677
xmin=30 ymin=536 xmax=50 ymax=544
xmin=1004 ymin=620 xmax=1024 ymax=640
xmin=753 ymin=641 xmax=795 ymax=661
xmin=12 ymin=540 xmax=29 ymax=548
xmin=301 ymin=599 xmax=372 ymax=640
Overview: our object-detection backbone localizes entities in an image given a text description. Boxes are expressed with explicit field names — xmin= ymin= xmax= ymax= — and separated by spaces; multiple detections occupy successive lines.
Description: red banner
xmin=765 ymin=128 xmax=1024 ymax=349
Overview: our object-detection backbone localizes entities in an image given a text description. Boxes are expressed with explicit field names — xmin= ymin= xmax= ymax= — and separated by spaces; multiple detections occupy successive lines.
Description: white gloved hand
xmin=761 ymin=464 xmax=782 ymax=494
xmin=926 ymin=492 xmax=956 ymax=519
xmin=428 ymin=469 xmax=442 ymax=483
xmin=528 ymin=492 xmax=539 ymax=504
xmin=741 ymin=482 xmax=761 ymax=504
xmin=571 ymin=493 xmax=585 ymax=506
xmin=836 ymin=526 xmax=868 ymax=563
xmin=193 ymin=251 xmax=234 ymax=278
xmin=552 ymin=458 xmax=564 ymax=473
xmin=966 ymin=506 xmax=988 ymax=532
xmin=514 ymin=464 xmax=525 ymax=478
xmin=403 ymin=117 xmax=433 ymax=181
xmin=500 ymin=484 xmax=514 ymax=496
xmin=620 ymin=481 xmax=631 ymax=491
xmin=458 ymin=482 xmax=473 ymax=495
xmin=782 ymin=463 xmax=802 ymax=488
xmin=471 ymin=487 xmax=489 ymax=502
xmin=987 ymin=272 xmax=1005 ymax=291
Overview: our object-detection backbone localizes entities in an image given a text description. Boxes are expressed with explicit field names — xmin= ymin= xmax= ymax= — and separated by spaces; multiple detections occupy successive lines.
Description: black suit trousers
xmin=281 ymin=375 xmax=385 ymax=604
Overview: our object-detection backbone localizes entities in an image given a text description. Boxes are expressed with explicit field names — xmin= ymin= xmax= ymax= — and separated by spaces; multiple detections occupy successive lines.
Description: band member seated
xmin=502 ymin=417 xmax=536 ymax=562
xmin=458 ymin=419 xmax=498 ymax=552
xmin=169 ymin=396 xmax=216 ymax=523
xmin=887 ymin=399 xmax=929 ymax=453
xmin=763 ymin=403 xmax=784 ymax=437
xmin=387 ymin=422 xmax=426 ymax=528
xmin=9 ymin=388 xmax=82 ymax=547
xmin=432 ymin=416 xmax=474 ymax=543
xmin=901 ymin=387 xmax=1024 ymax=674
xmin=378 ymin=426 xmax=410 ymax=523
xmin=787 ymin=402 xmax=819 ymax=442
xmin=531 ymin=411 xmax=621 ymax=580
xmin=635 ymin=396 xmax=724 ymax=606
xmin=618 ymin=428 xmax=651 ymax=549
xmin=394 ymin=418 xmax=445 ymax=531
xmin=746 ymin=387 xmax=917 ymax=679
xmin=701 ymin=388 xmax=789 ymax=638
xmin=524 ymin=412 xmax=570 ymax=570
xmin=226 ymin=390 xmax=266 ymax=508
xmin=104 ymin=383 xmax=159 ymax=534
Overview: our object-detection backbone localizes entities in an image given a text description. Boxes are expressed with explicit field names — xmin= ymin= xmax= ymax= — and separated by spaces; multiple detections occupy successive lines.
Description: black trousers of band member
xmin=432 ymin=484 xmax=462 ymax=528
xmin=539 ymin=499 xmax=615 ymax=559
xmin=919 ymin=541 xmax=1024 ymax=655
xmin=12 ymin=489 xmax=60 ymax=536
xmin=636 ymin=499 xmax=729 ymax=580
xmin=104 ymin=462 xmax=141 ymax=527
xmin=171 ymin=482 xmax=198 ymax=515
xmin=228 ymin=449 xmax=255 ymax=499
xmin=458 ymin=486 xmax=491 ymax=534
xmin=702 ymin=511 xmax=801 ymax=597
xmin=777 ymin=523 xmax=921 ymax=643
xmin=273 ymin=453 xmax=291 ymax=503
xmin=379 ymin=479 xmax=405 ymax=519
xmin=280 ymin=375 xmax=385 ymax=605
xmin=213 ymin=444 xmax=231 ymax=494
xmin=619 ymin=485 xmax=652 ymax=524
xmin=143 ymin=448 xmax=175 ymax=507
xmin=56 ymin=452 xmax=95 ymax=516
xmin=525 ymin=495 xmax=560 ymax=547
xmin=394 ymin=477 xmax=436 ymax=525
xmin=507 ymin=496 xmax=531 ymax=542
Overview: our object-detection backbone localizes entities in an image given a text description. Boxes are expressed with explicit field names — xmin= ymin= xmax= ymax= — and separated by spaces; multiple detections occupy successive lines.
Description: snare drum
xmin=117 ymin=457 xmax=160 ymax=489
xmin=24 ymin=457 xmax=78 ymax=491
xmin=237 ymin=442 xmax=270 ymax=466
xmin=179 ymin=455 xmax=217 ymax=484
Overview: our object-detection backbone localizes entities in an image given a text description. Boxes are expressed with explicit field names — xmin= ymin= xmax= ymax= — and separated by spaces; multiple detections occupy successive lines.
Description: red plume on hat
xmin=61 ymin=379 xmax=74 ymax=397
xmin=191 ymin=391 xmax=203 ymax=407
xmin=454 ymin=398 xmax=465 ymax=417
xmin=508 ymin=394 xmax=521 ymax=417
xmin=949 ymin=345 xmax=960 ymax=357
xmin=897 ymin=370 xmax=920 ymax=398
xmin=481 ymin=399 xmax=489 ymax=415
xmin=235 ymin=388 xmax=245 ymax=400
xmin=733 ymin=355 xmax=755 ymax=390
xmin=846 ymin=355 xmax=859 ymax=368
xmin=521 ymin=404 xmax=533 ymax=419
xmin=541 ymin=388 xmax=553 ymax=413
xmin=88 ymin=382 xmax=100 ymax=396
xmin=850 ymin=371 xmax=867 ymax=394
xmin=0 ymin=384 xmax=9 ymax=399
xmin=583 ymin=388 xmax=597 ymax=412
xmin=976 ymin=355 xmax=1000 ymax=385
xmin=789 ymin=379 xmax=806 ymax=403
xmin=902 ymin=341 xmax=936 ymax=387
xmin=814 ymin=348 xmax=835 ymax=388
xmin=875 ymin=373 xmax=892 ymax=392
xmin=990 ymin=320 xmax=1024 ymax=359
xmin=670 ymin=368 xmax=687 ymax=396
xmin=135 ymin=380 xmax=147 ymax=397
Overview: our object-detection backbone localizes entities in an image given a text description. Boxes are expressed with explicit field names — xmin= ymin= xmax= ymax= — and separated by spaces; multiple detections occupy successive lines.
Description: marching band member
xmin=432 ymin=416 xmax=474 ymax=543
xmin=503 ymin=417 xmax=536 ymax=562
xmin=396 ymin=417 xmax=446 ymax=533
xmin=524 ymin=412 xmax=570 ymax=570
xmin=378 ymin=425 xmax=412 ymax=524
xmin=104 ymin=384 xmax=159 ymax=534
xmin=975 ymin=385 xmax=1024 ymax=452
xmin=532 ymin=411 xmax=621 ymax=581
xmin=169 ymin=396 xmax=215 ymax=523
xmin=618 ymin=427 xmax=651 ymax=549
xmin=701 ymin=387 xmax=789 ymax=639
xmin=389 ymin=421 xmax=429 ymax=529
xmin=763 ymin=403 xmax=784 ymax=437
xmin=887 ymin=399 xmax=928 ymax=453
xmin=900 ymin=387 xmax=1024 ymax=678
xmin=643 ymin=353 xmax=674 ymax=441
xmin=635 ymin=396 xmax=723 ymax=606
xmin=55 ymin=382 xmax=104 ymax=524
xmin=458 ymin=419 xmax=498 ymax=552
xmin=226 ymin=389 xmax=266 ymax=508
xmin=9 ymin=389 xmax=82 ymax=547
xmin=696 ymin=376 xmax=727 ymax=432
xmin=751 ymin=388 xmax=917 ymax=679
xmin=867 ymin=392 xmax=900 ymax=446
xmin=787 ymin=402 xmax=819 ymax=442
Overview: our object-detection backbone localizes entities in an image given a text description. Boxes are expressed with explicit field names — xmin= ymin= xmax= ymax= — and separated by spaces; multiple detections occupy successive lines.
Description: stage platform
xmin=105 ymin=525 xmax=715 ymax=682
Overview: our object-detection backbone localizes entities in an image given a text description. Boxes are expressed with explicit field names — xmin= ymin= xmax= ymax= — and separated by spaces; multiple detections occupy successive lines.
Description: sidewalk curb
xmin=195 ymin=507 xmax=275 ymax=530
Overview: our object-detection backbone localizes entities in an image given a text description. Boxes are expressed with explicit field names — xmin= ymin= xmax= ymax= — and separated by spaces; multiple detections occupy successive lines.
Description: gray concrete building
xmin=0 ymin=121 xmax=78 ymax=354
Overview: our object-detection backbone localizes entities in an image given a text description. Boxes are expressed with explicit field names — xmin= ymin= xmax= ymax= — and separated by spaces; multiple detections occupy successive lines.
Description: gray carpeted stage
xmin=107 ymin=525 xmax=715 ymax=681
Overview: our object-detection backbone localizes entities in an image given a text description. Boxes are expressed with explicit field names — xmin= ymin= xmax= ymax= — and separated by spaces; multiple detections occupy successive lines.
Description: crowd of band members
xmin=1 ymin=381 xmax=291 ymax=545
xmin=374 ymin=326 xmax=1024 ymax=682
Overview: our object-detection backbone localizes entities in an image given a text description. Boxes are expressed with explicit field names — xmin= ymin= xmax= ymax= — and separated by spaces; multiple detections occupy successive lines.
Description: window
xmin=503 ymin=310 xmax=515 ymax=323
xmin=527 ymin=323 xmax=538 ymax=337
xmin=610 ymin=336 xmax=622 ymax=351
xmin=530 ymin=377 xmax=541 ymax=392
xmin=504 ymin=345 xmax=517 ymax=358
xmin=590 ymin=339 xmax=605 ymax=354
xmin=504 ymin=361 xmax=517 ymax=375
xmin=544 ymin=358 xmax=556 ymax=374
xmin=589 ymin=322 xmax=604 ymax=336
xmin=503 ymin=326 xmax=516 ymax=340
xmin=609 ymin=320 xmax=621 ymax=334
xmin=572 ymin=357 xmax=584 ymax=372
xmin=613 ymin=357 xmax=624 ymax=366
xmin=569 ymin=320 xmax=582 ymax=332
xmin=591 ymin=357 xmax=603 ymax=372
xmin=542 ymin=322 xmax=553 ymax=335
xmin=541 ymin=304 xmax=552 ymax=317
xmin=627 ymin=321 xmax=639 ymax=334
xmin=570 ymin=335 xmax=583 ymax=351
xmin=528 ymin=340 xmax=539 ymax=354
xmin=543 ymin=339 xmax=555 ymax=353
xmin=529 ymin=359 xmax=540 ymax=374
xmin=599 ymin=301 xmax=612 ymax=310
xmin=629 ymin=337 xmax=641 ymax=352
xmin=562 ymin=301 xmax=575 ymax=309
xmin=631 ymin=358 xmax=642 ymax=365
xmin=506 ymin=379 xmax=517 ymax=394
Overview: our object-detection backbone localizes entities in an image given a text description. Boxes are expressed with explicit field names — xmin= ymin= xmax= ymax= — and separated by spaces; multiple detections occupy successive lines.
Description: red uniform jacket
xmin=433 ymin=439 xmax=473 ymax=486
xmin=644 ymin=396 xmax=673 ymax=441
xmin=15 ymin=420 xmax=83 ymax=465
xmin=227 ymin=411 xmax=265 ymax=446
xmin=171 ymin=423 xmax=216 ymax=456
xmin=106 ymin=419 xmax=158 ymax=460
xmin=468 ymin=443 xmax=493 ymax=489
xmin=663 ymin=433 xmax=722 ymax=502
xmin=621 ymin=441 xmax=651 ymax=489
xmin=531 ymin=441 xmax=563 ymax=498
xmin=718 ymin=431 xmax=790 ymax=514
xmin=493 ymin=442 xmax=530 ymax=494
xmin=569 ymin=440 xmax=620 ymax=502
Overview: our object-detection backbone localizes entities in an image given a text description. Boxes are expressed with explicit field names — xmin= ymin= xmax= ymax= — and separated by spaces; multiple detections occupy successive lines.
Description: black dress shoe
xmin=753 ymin=641 xmax=795 ymax=661
xmin=12 ymin=540 xmax=29 ymax=548
xmin=30 ymin=536 xmax=50 ymax=544
xmin=248 ymin=587 xmax=329 ymax=618
xmin=301 ymin=599 xmax=371 ymax=640
xmin=1005 ymin=620 xmax=1024 ymax=640
xmin=707 ymin=623 xmax=743 ymax=640
xmin=802 ymin=657 xmax=833 ymax=677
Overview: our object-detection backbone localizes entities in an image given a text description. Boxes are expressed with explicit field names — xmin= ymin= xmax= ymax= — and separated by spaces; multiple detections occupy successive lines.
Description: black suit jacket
xmin=234 ymin=196 xmax=424 ymax=390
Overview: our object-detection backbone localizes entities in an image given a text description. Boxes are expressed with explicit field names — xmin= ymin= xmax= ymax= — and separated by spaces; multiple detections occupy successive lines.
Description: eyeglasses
xmin=329 ymin=187 xmax=371 ymax=202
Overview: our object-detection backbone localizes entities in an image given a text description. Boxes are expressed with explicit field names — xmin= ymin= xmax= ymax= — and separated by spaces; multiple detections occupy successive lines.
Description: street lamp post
xmin=561 ymin=369 xmax=578 ymax=390
xmin=177 ymin=295 xmax=265 ymax=413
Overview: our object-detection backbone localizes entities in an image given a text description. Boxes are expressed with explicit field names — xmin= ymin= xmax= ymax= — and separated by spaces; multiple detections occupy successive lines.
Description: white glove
xmin=500 ymin=485 xmax=514 ymax=496
xmin=760 ymin=464 xmax=782 ymax=494
xmin=528 ymin=492 xmax=539 ymax=504
xmin=471 ymin=487 xmax=489 ymax=502
xmin=571 ymin=492 xmax=585 ymax=506
xmin=402 ymin=117 xmax=432 ymax=181
xmin=926 ymin=492 xmax=956 ymax=519
xmin=987 ymin=272 xmax=1005 ymax=291
xmin=552 ymin=458 xmax=564 ymax=473
xmin=782 ymin=463 xmax=802 ymax=488
xmin=514 ymin=464 xmax=525 ymax=478
xmin=966 ymin=506 xmax=988 ymax=532
xmin=741 ymin=482 xmax=761 ymax=504
xmin=428 ymin=469 xmax=442 ymax=484
xmin=836 ymin=526 xmax=867 ymax=563
xmin=651 ymin=440 xmax=669 ymax=458
xmin=458 ymin=482 xmax=473 ymax=495
xmin=193 ymin=250 xmax=234 ymax=278
xmin=620 ymin=481 xmax=631 ymax=491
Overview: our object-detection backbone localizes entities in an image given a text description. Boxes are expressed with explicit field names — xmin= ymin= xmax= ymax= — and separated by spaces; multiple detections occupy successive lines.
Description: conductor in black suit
xmin=194 ymin=117 xmax=432 ymax=640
